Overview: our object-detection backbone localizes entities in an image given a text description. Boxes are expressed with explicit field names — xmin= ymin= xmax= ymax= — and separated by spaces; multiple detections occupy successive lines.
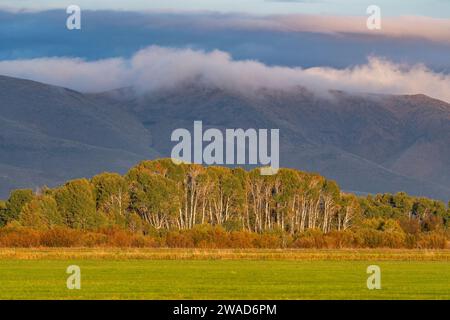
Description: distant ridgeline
xmin=0 ymin=159 xmax=448 ymax=248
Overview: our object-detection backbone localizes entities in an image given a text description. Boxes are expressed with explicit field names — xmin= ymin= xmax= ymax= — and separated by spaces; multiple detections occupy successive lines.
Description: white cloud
xmin=0 ymin=46 xmax=449 ymax=102
xmin=0 ymin=57 xmax=128 ymax=92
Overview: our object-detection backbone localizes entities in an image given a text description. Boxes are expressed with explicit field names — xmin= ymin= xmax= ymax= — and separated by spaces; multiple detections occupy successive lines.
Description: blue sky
xmin=2 ymin=0 xmax=450 ymax=18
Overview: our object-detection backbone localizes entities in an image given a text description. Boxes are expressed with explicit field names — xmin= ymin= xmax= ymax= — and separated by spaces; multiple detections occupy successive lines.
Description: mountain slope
xmin=0 ymin=76 xmax=159 ymax=197
xmin=1 ymin=76 xmax=449 ymax=201
xmin=95 ymin=83 xmax=450 ymax=200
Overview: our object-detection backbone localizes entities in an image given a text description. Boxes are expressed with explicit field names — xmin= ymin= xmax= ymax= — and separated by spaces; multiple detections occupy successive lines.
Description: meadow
xmin=0 ymin=248 xmax=449 ymax=300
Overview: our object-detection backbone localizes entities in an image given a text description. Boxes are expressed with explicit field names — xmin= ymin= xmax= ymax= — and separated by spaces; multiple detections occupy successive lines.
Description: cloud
xmin=1 ymin=10 xmax=449 ymax=73
xmin=0 ymin=57 xmax=128 ymax=92
xmin=2 ymin=9 xmax=449 ymax=46
xmin=0 ymin=46 xmax=449 ymax=102
xmin=198 ymin=14 xmax=450 ymax=44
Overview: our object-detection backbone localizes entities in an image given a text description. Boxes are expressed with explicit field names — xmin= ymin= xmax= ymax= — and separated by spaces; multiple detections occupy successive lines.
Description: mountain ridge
xmin=1 ymin=75 xmax=449 ymax=200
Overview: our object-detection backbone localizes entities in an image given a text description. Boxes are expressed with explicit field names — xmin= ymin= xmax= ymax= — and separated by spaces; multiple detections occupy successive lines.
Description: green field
xmin=0 ymin=249 xmax=449 ymax=299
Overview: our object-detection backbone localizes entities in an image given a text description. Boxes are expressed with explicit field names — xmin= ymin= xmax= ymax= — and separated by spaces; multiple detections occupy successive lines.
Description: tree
xmin=272 ymin=169 xmax=301 ymax=233
xmin=0 ymin=200 xmax=7 ymax=227
xmin=128 ymin=166 xmax=181 ymax=229
xmin=203 ymin=166 xmax=244 ymax=227
xmin=338 ymin=194 xmax=360 ymax=230
xmin=92 ymin=172 xmax=130 ymax=226
xmin=53 ymin=179 xmax=102 ymax=229
xmin=320 ymin=180 xmax=340 ymax=233
xmin=446 ymin=201 xmax=450 ymax=227
xmin=2 ymin=189 xmax=34 ymax=224
xmin=19 ymin=195 xmax=63 ymax=229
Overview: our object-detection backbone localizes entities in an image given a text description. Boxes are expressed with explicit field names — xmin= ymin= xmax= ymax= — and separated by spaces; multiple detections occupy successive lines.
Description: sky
xmin=2 ymin=0 xmax=450 ymax=18
xmin=0 ymin=1 xmax=449 ymax=100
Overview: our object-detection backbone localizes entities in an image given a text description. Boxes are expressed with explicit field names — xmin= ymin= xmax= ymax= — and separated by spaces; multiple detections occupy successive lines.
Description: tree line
xmin=0 ymin=159 xmax=448 ymax=248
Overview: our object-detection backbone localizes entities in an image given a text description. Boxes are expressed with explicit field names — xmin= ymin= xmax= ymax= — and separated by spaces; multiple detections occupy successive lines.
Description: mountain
xmin=0 ymin=75 xmax=159 ymax=197
xmin=1 ymin=75 xmax=449 ymax=201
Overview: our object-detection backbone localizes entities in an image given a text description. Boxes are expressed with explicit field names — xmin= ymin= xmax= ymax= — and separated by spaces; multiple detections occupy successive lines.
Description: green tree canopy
xmin=53 ymin=179 xmax=103 ymax=230
xmin=19 ymin=195 xmax=63 ymax=229
xmin=2 ymin=189 xmax=34 ymax=225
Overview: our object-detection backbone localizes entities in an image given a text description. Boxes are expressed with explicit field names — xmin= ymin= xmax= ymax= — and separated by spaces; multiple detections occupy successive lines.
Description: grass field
xmin=0 ymin=248 xmax=449 ymax=299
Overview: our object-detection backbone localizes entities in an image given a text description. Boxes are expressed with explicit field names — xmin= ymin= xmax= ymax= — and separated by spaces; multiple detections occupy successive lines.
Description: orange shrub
xmin=417 ymin=232 xmax=447 ymax=249
xmin=165 ymin=231 xmax=195 ymax=248
xmin=0 ymin=225 xmax=40 ymax=247
xmin=254 ymin=233 xmax=282 ymax=249
xmin=380 ymin=231 xmax=406 ymax=248
xmin=229 ymin=231 xmax=257 ymax=248
xmin=0 ymin=221 xmax=447 ymax=248
xmin=106 ymin=229 xmax=135 ymax=247
xmin=40 ymin=227 xmax=81 ymax=247
xmin=80 ymin=232 xmax=108 ymax=247
xmin=292 ymin=229 xmax=327 ymax=248
xmin=129 ymin=235 xmax=158 ymax=248
xmin=324 ymin=230 xmax=357 ymax=248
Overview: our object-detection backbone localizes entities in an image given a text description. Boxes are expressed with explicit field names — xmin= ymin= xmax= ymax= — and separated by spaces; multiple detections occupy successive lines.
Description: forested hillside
xmin=0 ymin=159 xmax=448 ymax=248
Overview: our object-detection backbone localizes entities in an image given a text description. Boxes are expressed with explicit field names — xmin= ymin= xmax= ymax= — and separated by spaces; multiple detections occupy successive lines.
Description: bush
xmin=130 ymin=235 xmax=158 ymax=248
xmin=229 ymin=231 xmax=257 ymax=248
xmin=254 ymin=233 xmax=283 ymax=249
xmin=166 ymin=231 xmax=195 ymax=248
xmin=417 ymin=232 xmax=447 ymax=249
xmin=0 ymin=225 xmax=40 ymax=247
xmin=80 ymin=232 xmax=108 ymax=247
xmin=292 ymin=229 xmax=327 ymax=248
xmin=40 ymin=227 xmax=81 ymax=247
xmin=324 ymin=230 xmax=357 ymax=248
xmin=0 ymin=219 xmax=447 ymax=249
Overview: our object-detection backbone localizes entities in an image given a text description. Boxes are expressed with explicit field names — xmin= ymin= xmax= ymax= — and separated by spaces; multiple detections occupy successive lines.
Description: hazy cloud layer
xmin=1 ymin=0 xmax=450 ymax=18
xmin=204 ymin=14 xmax=450 ymax=44
xmin=0 ymin=46 xmax=449 ymax=102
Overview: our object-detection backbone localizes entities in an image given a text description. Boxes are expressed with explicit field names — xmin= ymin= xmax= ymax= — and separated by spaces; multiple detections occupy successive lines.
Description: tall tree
xmin=0 ymin=200 xmax=7 ymax=227
xmin=2 ymin=189 xmax=34 ymax=224
xmin=19 ymin=195 xmax=63 ymax=229
xmin=128 ymin=166 xmax=181 ymax=229
xmin=92 ymin=172 xmax=130 ymax=226
xmin=53 ymin=179 xmax=102 ymax=229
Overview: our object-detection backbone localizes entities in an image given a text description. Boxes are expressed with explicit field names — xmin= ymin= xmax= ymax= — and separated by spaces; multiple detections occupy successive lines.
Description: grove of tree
xmin=0 ymin=159 xmax=448 ymax=248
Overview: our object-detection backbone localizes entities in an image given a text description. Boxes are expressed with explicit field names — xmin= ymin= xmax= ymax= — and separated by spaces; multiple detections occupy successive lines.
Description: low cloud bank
xmin=0 ymin=46 xmax=449 ymax=102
